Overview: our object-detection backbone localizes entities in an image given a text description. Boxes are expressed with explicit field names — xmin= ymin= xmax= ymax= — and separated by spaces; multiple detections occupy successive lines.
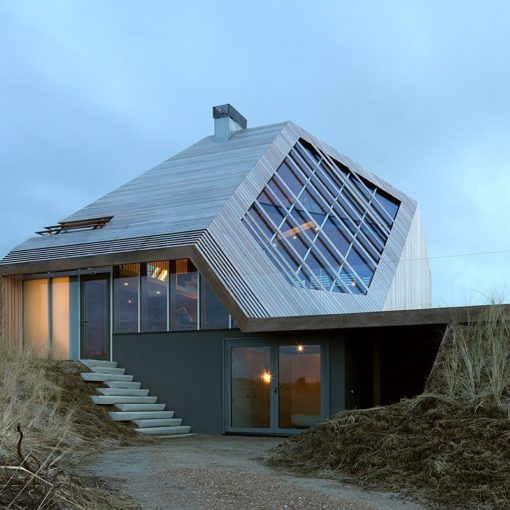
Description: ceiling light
xmin=261 ymin=371 xmax=272 ymax=384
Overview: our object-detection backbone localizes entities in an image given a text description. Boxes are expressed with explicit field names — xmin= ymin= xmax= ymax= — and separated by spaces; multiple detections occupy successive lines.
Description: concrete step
xmin=114 ymin=403 xmax=165 ymax=412
xmin=91 ymin=395 xmax=157 ymax=405
xmin=109 ymin=410 xmax=174 ymax=421
xmin=135 ymin=425 xmax=191 ymax=435
xmin=81 ymin=372 xmax=133 ymax=382
xmin=104 ymin=381 xmax=141 ymax=389
xmin=90 ymin=366 xmax=126 ymax=375
xmin=96 ymin=388 xmax=149 ymax=397
xmin=81 ymin=359 xmax=117 ymax=369
xmin=158 ymin=433 xmax=196 ymax=439
xmin=133 ymin=418 xmax=182 ymax=428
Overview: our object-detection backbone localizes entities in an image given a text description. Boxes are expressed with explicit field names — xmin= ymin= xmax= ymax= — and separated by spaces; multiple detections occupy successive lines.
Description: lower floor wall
xmin=113 ymin=325 xmax=444 ymax=434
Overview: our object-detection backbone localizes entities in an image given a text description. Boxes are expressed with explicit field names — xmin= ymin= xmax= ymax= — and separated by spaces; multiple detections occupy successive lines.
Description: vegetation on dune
xmin=267 ymin=305 xmax=510 ymax=510
xmin=0 ymin=342 xmax=148 ymax=509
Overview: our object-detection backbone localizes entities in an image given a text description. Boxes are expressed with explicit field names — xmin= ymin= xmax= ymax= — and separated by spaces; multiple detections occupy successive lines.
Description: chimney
xmin=212 ymin=104 xmax=247 ymax=142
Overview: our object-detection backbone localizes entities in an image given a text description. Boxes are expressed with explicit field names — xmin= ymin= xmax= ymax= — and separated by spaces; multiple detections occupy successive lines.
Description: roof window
xmin=36 ymin=216 xmax=113 ymax=236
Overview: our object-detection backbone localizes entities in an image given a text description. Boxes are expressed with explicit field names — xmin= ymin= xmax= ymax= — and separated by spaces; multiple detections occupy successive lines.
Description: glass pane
xmin=113 ymin=264 xmax=139 ymax=333
xmin=276 ymin=159 xmax=305 ymax=196
xmin=170 ymin=259 xmax=198 ymax=331
xmin=247 ymin=206 xmax=274 ymax=239
xmin=322 ymin=216 xmax=350 ymax=256
xmin=279 ymin=344 xmax=321 ymax=429
xmin=81 ymin=276 xmax=109 ymax=359
xmin=231 ymin=346 xmax=271 ymax=428
xmin=299 ymin=139 xmax=322 ymax=166
xmin=376 ymin=190 xmax=400 ymax=220
xmin=260 ymin=202 xmax=286 ymax=230
xmin=23 ymin=279 xmax=49 ymax=356
xmin=266 ymin=178 xmax=293 ymax=209
xmin=200 ymin=276 xmax=229 ymax=330
xmin=141 ymin=261 xmax=168 ymax=332
xmin=374 ymin=189 xmax=400 ymax=221
xmin=51 ymin=277 xmax=70 ymax=359
xmin=347 ymin=246 xmax=376 ymax=286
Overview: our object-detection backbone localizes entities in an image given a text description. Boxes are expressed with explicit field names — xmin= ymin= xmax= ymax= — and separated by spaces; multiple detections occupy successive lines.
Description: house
xmin=1 ymin=104 xmax=449 ymax=434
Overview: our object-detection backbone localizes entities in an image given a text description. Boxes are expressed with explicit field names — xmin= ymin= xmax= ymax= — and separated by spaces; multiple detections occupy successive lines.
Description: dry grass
xmin=267 ymin=306 xmax=510 ymax=510
xmin=0 ymin=342 xmax=147 ymax=509
xmin=426 ymin=304 xmax=510 ymax=406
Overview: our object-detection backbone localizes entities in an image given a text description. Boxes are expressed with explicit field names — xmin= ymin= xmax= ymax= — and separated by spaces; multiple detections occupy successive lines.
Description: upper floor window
xmin=242 ymin=139 xmax=400 ymax=295
xmin=112 ymin=259 xmax=234 ymax=333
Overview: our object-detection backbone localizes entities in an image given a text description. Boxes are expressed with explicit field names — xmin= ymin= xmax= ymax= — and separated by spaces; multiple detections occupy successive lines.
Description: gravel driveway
xmin=79 ymin=435 xmax=423 ymax=510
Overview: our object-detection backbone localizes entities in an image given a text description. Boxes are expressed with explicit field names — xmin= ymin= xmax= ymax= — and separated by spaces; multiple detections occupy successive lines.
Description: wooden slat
xmin=0 ymin=275 xmax=23 ymax=345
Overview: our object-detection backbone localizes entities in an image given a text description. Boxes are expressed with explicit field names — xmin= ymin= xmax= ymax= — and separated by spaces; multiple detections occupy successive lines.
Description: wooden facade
xmin=0 ymin=113 xmax=432 ymax=323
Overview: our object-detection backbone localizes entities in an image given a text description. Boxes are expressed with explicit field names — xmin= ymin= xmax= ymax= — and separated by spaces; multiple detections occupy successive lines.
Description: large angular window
xmin=243 ymin=139 xmax=400 ymax=295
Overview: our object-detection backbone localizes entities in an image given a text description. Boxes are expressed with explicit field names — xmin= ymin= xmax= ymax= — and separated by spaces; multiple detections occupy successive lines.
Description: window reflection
xmin=141 ymin=261 xmax=168 ymax=332
xmin=170 ymin=259 xmax=198 ymax=331
xmin=200 ymin=276 xmax=229 ymax=330
xmin=113 ymin=264 xmax=139 ymax=333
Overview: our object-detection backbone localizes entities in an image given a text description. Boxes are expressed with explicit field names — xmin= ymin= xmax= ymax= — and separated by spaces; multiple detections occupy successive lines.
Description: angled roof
xmin=1 ymin=117 xmax=428 ymax=323
xmin=5 ymin=122 xmax=287 ymax=254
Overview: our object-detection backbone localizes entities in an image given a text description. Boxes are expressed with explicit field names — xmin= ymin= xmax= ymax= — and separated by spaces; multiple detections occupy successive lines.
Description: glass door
xmin=277 ymin=344 xmax=323 ymax=431
xmin=80 ymin=274 xmax=110 ymax=360
xmin=226 ymin=340 xmax=327 ymax=434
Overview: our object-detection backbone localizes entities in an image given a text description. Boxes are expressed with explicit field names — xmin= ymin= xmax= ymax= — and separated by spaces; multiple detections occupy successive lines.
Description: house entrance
xmin=80 ymin=274 xmax=110 ymax=360
xmin=225 ymin=340 xmax=327 ymax=434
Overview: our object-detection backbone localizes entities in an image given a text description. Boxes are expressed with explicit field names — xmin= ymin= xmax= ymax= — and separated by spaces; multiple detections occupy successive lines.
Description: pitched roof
xmin=6 ymin=122 xmax=288 ymax=253
xmin=1 ymin=120 xmax=430 ymax=321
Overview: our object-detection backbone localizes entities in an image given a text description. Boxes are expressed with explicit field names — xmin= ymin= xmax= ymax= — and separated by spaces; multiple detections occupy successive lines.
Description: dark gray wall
xmin=329 ymin=334 xmax=346 ymax=416
xmin=113 ymin=330 xmax=346 ymax=434
xmin=113 ymin=330 xmax=248 ymax=434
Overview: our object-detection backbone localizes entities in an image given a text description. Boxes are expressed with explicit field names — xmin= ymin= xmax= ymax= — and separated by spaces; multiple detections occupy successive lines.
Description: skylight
xmin=36 ymin=216 xmax=113 ymax=236
xmin=242 ymin=140 xmax=400 ymax=295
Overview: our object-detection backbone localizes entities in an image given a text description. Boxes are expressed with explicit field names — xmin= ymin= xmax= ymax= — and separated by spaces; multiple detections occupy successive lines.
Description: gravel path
xmin=79 ymin=435 xmax=423 ymax=510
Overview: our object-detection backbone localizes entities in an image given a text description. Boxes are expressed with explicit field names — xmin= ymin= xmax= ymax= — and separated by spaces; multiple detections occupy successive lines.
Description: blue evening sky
xmin=1 ymin=1 xmax=509 ymax=307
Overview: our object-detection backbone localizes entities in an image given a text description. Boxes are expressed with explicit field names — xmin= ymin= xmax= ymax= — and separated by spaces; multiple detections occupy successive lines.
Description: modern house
xmin=1 ymin=104 xmax=446 ymax=435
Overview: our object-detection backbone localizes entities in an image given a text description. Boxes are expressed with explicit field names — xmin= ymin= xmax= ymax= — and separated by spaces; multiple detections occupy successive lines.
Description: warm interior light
xmin=158 ymin=269 xmax=168 ymax=281
xmin=261 ymin=371 xmax=272 ymax=384
xmin=296 ymin=344 xmax=304 ymax=353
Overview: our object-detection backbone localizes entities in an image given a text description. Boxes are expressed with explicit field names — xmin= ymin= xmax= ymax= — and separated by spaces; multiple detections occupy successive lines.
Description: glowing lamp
xmin=261 ymin=371 xmax=272 ymax=384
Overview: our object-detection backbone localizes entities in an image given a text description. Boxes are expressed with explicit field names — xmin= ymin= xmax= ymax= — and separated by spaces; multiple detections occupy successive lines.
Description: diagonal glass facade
xmin=242 ymin=139 xmax=400 ymax=295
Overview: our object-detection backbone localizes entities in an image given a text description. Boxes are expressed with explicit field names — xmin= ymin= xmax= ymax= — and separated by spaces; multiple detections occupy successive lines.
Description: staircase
xmin=80 ymin=359 xmax=192 ymax=438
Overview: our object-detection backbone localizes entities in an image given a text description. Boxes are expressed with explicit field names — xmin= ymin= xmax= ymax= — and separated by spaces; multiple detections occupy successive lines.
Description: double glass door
xmin=226 ymin=340 xmax=327 ymax=433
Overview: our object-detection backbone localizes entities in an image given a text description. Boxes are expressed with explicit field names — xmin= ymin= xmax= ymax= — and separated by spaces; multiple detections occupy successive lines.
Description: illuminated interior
xmin=242 ymin=139 xmax=400 ymax=294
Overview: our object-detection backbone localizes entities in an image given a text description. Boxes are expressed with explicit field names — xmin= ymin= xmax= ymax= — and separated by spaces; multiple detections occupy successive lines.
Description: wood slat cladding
xmin=0 ymin=118 xmax=430 ymax=321
xmin=0 ymin=275 xmax=23 ymax=344
xmin=1 ymin=230 xmax=205 ymax=268
xmin=204 ymin=121 xmax=427 ymax=318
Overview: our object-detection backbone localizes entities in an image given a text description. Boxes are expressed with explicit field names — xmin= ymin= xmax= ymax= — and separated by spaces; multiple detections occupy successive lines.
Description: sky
xmin=1 ymin=0 xmax=509 ymax=307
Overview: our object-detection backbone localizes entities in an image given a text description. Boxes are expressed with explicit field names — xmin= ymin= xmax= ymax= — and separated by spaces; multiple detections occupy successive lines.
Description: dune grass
xmin=0 ymin=341 xmax=143 ymax=509
xmin=267 ymin=305 xmax=510 ymax=510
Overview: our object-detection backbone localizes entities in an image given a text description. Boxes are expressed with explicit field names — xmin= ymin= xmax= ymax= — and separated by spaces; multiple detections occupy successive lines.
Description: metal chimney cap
xmin=212 ymin=104 xmax=247 ymax=129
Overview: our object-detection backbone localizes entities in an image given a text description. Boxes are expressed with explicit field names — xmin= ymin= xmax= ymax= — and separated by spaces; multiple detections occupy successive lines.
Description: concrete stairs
xmin=80 ymin=359 xmax=193 ymax=438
